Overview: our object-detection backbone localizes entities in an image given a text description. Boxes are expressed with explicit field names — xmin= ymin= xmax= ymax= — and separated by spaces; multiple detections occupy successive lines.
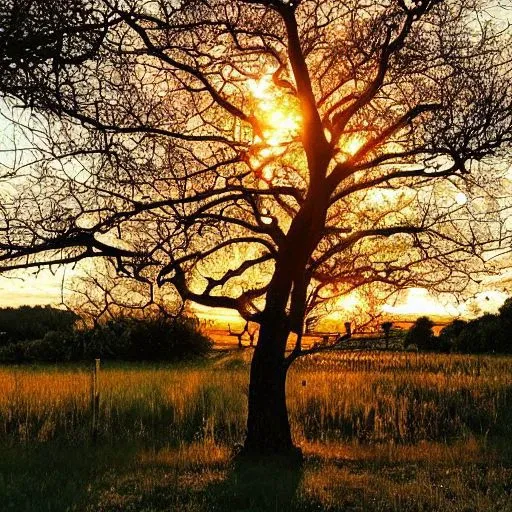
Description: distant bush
xmin=438 ymin=319 xmax=467 ymax=353
xmin=0 ymin=315 xmax=212 ymax=363
xmin=496 ymin=299 xmax=512 ymax=353
xmin=411 ymin=305 xmax=512 ymax=355
xmin=0 ymin=306 xmax=77 ymax=345
xmin=404 ymin=316 xmax=436 ymax=351
xmin=0 ymin=342 xmax=25 ymax=363
xmin=77 ymin=316 xmax=213 ymax=361
xmin=453 ymin=314 xmax=507 ymax=354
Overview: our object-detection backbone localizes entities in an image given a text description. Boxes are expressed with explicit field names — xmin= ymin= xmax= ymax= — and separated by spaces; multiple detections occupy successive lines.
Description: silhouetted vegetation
xmin=381 ymin=321 xmax=393 ymax=349
xmin=404 ymin=316 xmax=436 ymax=351
xmin=0 ymin=314 xmax=212 ymax=363
xmin=409 ymin=302 xmax=512 ymax=354
xmin=0 ymin=305 xmax=77 ymax=345
xmin=3 ymin=0 xmax=512 ymax=458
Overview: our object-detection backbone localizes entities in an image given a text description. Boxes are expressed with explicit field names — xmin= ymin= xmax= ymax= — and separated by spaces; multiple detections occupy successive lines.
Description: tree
xmin=67 ymin=259 xmax=182 ymax=326
xmin=1 ymin=0 xmax=512 ymax=457
xmin=405 ymin=316 xmax=436 ymax=350
xmin=381 ymin=321 xmax=393 ymax=349
xmin=454 ymin=313 xmax=502 ymax=353
xmin=438 ymin=318 xmax=467 ymax=352
xmin=0 ymin=305 xmax=77 ymax=344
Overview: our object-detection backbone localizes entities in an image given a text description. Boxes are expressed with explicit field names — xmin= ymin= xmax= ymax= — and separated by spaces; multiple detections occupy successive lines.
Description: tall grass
xmin=1 ymin=352 xmax=511 ymax=448
xmin=290 ymin=352 xmax=512 ymax=444
xmin=2 ymin=352 xmax=512 ymax=512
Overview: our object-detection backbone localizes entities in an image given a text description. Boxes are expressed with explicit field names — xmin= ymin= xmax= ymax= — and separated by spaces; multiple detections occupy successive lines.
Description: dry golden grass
xmin=1 ymin=351 xmax=511 ymax=511
xmin=1 ymin=351 xmax=511 ymax=446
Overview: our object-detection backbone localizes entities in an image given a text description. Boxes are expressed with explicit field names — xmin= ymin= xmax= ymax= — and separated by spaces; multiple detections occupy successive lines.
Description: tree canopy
xmin=1 ymin=0 xmax=511 ymax=322
xmin=1 ymin=0 xmax=512 ymax=455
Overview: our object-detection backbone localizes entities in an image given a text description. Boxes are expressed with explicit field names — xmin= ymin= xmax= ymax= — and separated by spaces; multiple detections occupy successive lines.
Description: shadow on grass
xmin=206 ymin=456 xmax=303 ymax=511
xmin=3 ymin=438 xmax=511 ymax=512
xmin=1 ymin=439 xmax=304 ymax=512
xmin=89 ymin=451 xmax=306 ymax=512
xmin=0 ymin=441 xmax=139 ymax=512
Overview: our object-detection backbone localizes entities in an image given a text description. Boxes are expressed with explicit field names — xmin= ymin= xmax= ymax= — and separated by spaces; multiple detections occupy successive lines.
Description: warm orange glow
xmin=341 ymin=292 xmax=360 ymax=311
xmin=247 ymin=75 xmax=272 ymax=100
xmin=336 ymin=135 xmax=365 ymax=163
xmin=366 ymin=187 xmax=404 ymax=206
xmin=345 ymin=135 xmax=365 ymax=155
xmin=262 ymin=167 xmax=274 ymax=182
xmin=382 ymin=288 xmax=460 ymax=317
xmin=330 ymin=291 xmax=361 ymax=314
xmin=247 ymin=74 xmax=301 ymax=151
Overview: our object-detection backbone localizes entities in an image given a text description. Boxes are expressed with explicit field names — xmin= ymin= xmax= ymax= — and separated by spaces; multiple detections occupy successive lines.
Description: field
xmin=1 ymin=350 xmax=512 ymax=511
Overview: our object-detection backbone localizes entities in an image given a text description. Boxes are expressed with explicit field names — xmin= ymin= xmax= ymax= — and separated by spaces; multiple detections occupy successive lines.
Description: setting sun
xmin=247 ymin=74 xmax=301 ymax=149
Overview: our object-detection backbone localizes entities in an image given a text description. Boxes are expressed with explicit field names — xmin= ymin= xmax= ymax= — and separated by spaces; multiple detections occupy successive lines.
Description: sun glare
xmin=247 ymin=74 xmax=301 ymax=152
xmin=382 ymin=288 xmax=460 ymax=317
xmin=455 ymin=192 xmax=467 ymax=205
xmin=335 ymin=135 xmax=365 ymax=163
xmin=247 ymin=75 xmax=272 ymax=100
xmin=345 ymin=136 xmax=365 ymax=155
xmin=331 ymin=291 xmax=361 ymax=314
xmin=342 ymin=292 xmax=360 ymax=311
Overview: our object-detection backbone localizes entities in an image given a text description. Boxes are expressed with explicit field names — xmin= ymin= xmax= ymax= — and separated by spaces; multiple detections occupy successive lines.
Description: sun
xmin=247 ymin=74 xmax=302 ymax=149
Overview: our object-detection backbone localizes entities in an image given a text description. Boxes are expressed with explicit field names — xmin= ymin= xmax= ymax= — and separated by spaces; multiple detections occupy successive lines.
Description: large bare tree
xmin=1 ymin=0 xmax=512 ymax=456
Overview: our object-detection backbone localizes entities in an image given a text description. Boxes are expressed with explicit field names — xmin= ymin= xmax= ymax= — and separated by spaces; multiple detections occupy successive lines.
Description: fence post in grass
xmin=91 ymin=358 xmax=101 ymax=442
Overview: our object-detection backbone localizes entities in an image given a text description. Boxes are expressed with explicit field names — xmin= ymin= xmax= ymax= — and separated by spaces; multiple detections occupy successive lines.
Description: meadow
xmin=1 ymin=350 xmax=511 ymax=511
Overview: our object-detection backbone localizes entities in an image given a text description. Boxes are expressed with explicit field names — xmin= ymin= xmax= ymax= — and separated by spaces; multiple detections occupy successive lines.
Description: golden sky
xmin=1 ymin=268 xmax=507 ymax=328
xmin=0 ymin=269 xmax=67 ymax=308
xmin=1 ymin=74 xmax=510 ymax=323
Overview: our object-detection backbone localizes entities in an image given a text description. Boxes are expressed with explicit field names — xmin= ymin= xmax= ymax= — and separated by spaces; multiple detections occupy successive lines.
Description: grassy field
xmin=1 ymin=351 xmax=511 ymax=511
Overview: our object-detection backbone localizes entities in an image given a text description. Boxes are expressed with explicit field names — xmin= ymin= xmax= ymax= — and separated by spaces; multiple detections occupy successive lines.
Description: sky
xmin=1 ymin=59 xmax=511 ymax=324
xmin=0 ymin=267 xmax=508 ymax=329
xmin=0 ymin=97 xmax=510 ymax=321
xmin=0 ymin=268 xmax=68 ymax=308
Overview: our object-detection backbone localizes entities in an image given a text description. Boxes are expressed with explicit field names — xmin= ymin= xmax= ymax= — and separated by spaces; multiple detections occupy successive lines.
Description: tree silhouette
xmin=1 ymin=0 xmax=512 ymax=457
xmin=381 ymin=321 xmax=393 ymax=349
xmin=0 ymin=305 xmax=77 ymax=344
xmin=405 ymin=316 xmax=435 ymax=350
xmin=67 ymin=259 xmax=182 ymax=326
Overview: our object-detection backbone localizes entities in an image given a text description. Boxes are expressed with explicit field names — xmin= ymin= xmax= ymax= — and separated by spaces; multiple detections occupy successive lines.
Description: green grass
xmin=1 ymin=351 xmax=511 ymax=511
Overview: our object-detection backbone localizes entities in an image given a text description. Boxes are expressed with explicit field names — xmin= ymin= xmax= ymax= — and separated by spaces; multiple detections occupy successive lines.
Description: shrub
xmin=454 ymin=314 xmax=503 ymax=354
xmin=0 ymin=306 xmax=77 ymax=345
xmin=496 ymin=299 xmax=512 ymax=353
xmin=75 ymin=315 xmax=213 ymax=361
xmin=0 ymin=315 xmax=212 ymax=363
xmin=404 ymin=316 xmax=436 ymax=351
xmin=438 ymin=319 xmax=467 ymax=353
xmin=0 ymin=341 xmax=26 ymax=363
xmin=0 ymin=331 xmax=73 ymax=363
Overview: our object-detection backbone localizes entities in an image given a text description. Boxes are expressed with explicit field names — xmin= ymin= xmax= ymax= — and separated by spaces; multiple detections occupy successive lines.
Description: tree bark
xmin=241 ymin=183 xmax=329 ymax=460
xmin=242 ymin=313 xmax=297 ymax=457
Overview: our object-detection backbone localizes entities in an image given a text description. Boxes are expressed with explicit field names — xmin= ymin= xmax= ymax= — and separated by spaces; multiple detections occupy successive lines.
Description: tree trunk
xmin=240 ymin=187 xmax=329 ymax=460
xmin=242 ymin=315 xmax=298 ymax=458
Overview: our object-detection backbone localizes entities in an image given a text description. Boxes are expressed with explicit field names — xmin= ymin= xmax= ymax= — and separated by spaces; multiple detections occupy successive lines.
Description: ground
xmin=1 ymin=350 xmax=511 ymax=511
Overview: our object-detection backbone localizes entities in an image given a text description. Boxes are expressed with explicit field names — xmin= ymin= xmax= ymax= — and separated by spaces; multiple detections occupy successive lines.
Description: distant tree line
xmin=0 ymin=305 xmax=77 ymax=344
xmin=406 ymin=299 xmax=512 ymax=354
xmin=2 ymin=298 xmax=511 ymax=363
xmin=0 ymin=306 xmax=212 ymax=363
